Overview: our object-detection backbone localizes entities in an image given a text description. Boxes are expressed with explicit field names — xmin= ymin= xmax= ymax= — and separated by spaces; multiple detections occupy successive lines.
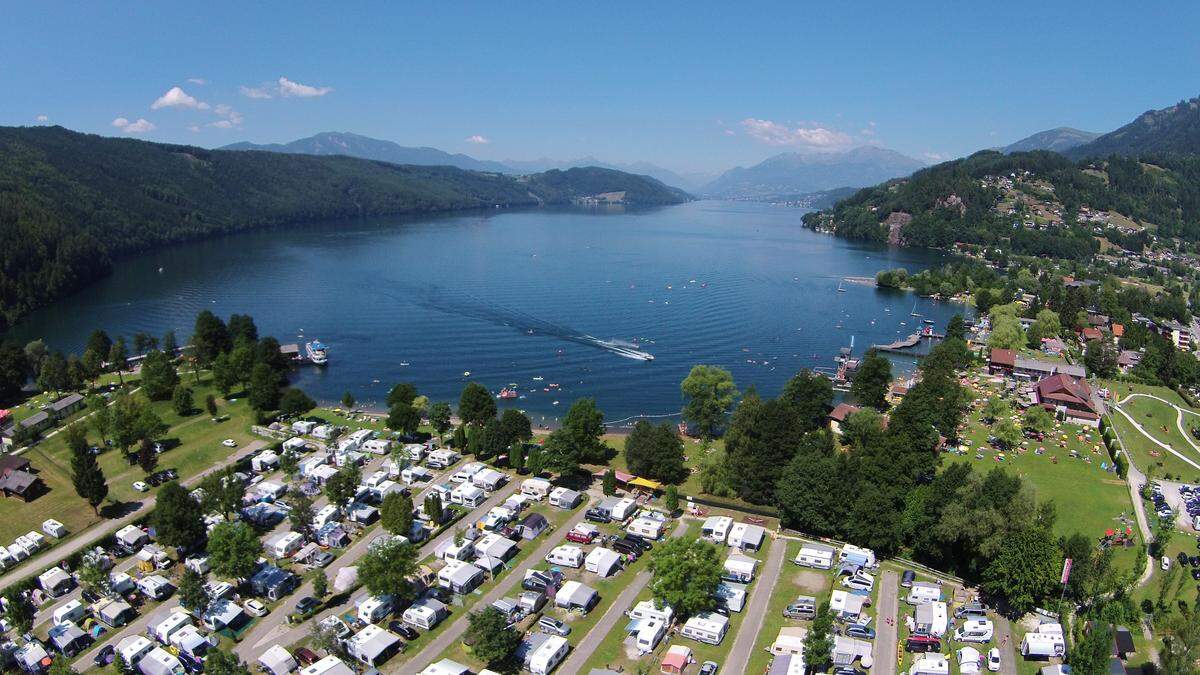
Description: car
xmin=319 ymin=616 xmax=351 ymax=639
xmin=845 ymin=624 xmax=876 ymax=640
xmin=146 ymin=474 xmax=162 ymax=487
xmin=81 ymin=589 xmax=101 ymax=604
xmin=699 ymin=662 xmax=719 ymax=675
xmin=906 ymin=634 xmax=941 ymax=653
xmin=566 ymin=530 xmax=594 ymax=544
xmin=388 ymin=621 xmax=419 ymax=641
xmin=132 ymin=481 xmax=149 ymax=492
xmin=1162 ymin=556 xmax=1171 ymax=571
xmin=1191 ymin=556 xmax=1200 ymax=567
xmin=987 ymin=647 xmax=1002 ymax=672
xmin=222 ymin=439 xmax=237 ymax=448
xmin=1192 ymin=568 xmax=1200 ymax=581
xmin=244 ymin=599 xmax=269 ymax=616
xmin=785 ymin=603 xmax=817 ymax=620
xmin=538 ymin=616 xmax=571 ymax=637
xmin=842 ymin=573 xmax=874 ymax=591
xmin=900 ymin=570 xmax=916 ymax=588
xmin=295 ymin=596 xmax=320 ymax=616
xmin=293 ymin=648 xmax=319 ymax=667
xmin=623 ymin=533 xmax=654 ymax=551
xmin=311 ymin=551 xmax=335 ymax=568
xmin=94 ymin=644 xmax=116 ymax=667
xmin=1179 ymin=552 xmax=1190 ymax=566
xmin=585 ymin=508 xmax=611 ymax=523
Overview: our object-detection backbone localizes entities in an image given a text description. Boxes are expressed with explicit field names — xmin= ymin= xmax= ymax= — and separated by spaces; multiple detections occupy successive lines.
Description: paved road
xmin=236 ymin=479 xmax=520 ymax=659
xmin=993 ymin=615 xmax=1018 ymax=675
xmin=556 ymin=519 xmax=688 ymax=675
xmin=402 ymin=500 xmax=593 ymax=674
xmin=4 ymin=438 xmax=268 ymax=592
xmin=724 ymin=536 xmax=787 ymax=673
xmin=872 ymin=570 xmax=899 ymax=675
xmin=1103 ymin=411 xmax=1157 ymax=589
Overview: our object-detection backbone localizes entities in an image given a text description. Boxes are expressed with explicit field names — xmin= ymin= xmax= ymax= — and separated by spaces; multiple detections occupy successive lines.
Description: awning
xmin=629 ymin=477 xmax=662 ymax=490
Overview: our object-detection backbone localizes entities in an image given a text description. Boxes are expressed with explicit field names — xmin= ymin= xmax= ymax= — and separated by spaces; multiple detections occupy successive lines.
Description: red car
xmin=905 ymin=634 xmax=941 ymax=653
xmin=566 ymin=530 xmax=594 ymax=544
xmin=293 ymin=648 xmax=319 ymax=666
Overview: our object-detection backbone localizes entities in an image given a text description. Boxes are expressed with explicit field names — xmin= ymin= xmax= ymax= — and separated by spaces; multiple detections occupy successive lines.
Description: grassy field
xmin=1105 ymin=387 xmax=1200 ymax=482
xmin=0 ymin=372 xmax=256 ymax=543
xmin=745 ymin=539 xmax=832 ymax=674
xmin=957 ymin=378 xmax=1140 ymax=570
xmin=600 ymin=434 xmax=716 ymax=496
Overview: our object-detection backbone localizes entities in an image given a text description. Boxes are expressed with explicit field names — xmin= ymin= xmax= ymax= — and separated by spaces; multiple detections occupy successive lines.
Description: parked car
xmin=295 ymin=596 xmax=320 ymax=617
xmin=133 ymin=481 xmax=149 ymax=492
xmin=294 ymin=648 xmax=319 ymax=666
xmin=389 ymin=621 xmax=419 ymax=641
xmin=585 ymin=508 xmax=611 ymax=523
xmin=900 ymin=570 xmax=916 ymax=588
xmin=538 ymin=616 xmax=571 ymax=637
xmin=311 ymin=551 xmax=335 ymax=568
xmin=906 ymin=634 xmax=941 ymax=653
xmin=623 ymin=533 xmax=654 ymax=551
xmin=319 ymin=616 xmax=351 ymax=639
xmin=987 ymin=648 xmax=1002 ymax=672
xmin=222 ymin=439 xmax=238 ymax=448
xmin=93 ymin=645 xmax=115 ymax=667
xmin=845 ymin=624 xmax=876 ymax=640
xmin=244 ymin=599 xmax=269 ymax=617
xmin=699 ymin=662 xmax=719 ymax=675
xmin=566 ymin=528 xmax=596 ymax=544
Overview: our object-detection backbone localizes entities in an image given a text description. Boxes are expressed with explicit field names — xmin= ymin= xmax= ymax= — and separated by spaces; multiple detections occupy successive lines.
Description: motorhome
xmin=680 ymin=612 xmax=729 ymax=645
xmin=1020 ymin=623 xmax=1065 ymax=658
xmin=545 ymin=545 xmax=584 ymax=568
xmin=357 ymin=595 xmax=395 ymax=624
xmin=701 ymin=516 xmax=733 ymax=544
xmin=794 ymin=543 xmax=836 ymax=569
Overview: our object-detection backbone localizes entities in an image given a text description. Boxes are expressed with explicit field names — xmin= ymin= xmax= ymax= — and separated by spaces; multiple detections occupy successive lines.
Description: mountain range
xmin=1066 ymin=96 xmax=1200 ymax=159
xmin=698 ymin=146 xmax=927 ymax=200
xmin=1001 ymin=127 xmax=1101 ymax=154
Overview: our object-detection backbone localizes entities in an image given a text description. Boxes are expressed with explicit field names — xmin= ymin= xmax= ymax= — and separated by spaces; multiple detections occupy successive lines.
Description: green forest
xmin=802 ymin=149 xmax=1200 ymax=256
xmin=0 ymin=126 xmax=688 ymax=331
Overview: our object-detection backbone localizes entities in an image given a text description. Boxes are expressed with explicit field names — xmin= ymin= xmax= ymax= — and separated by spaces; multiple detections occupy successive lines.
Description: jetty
xmin=871 ymin=329 xmax=945 ymax=354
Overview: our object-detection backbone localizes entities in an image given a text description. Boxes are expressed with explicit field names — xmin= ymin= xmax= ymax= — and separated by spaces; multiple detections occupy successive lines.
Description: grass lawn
xmin=0 ymin=372 xmax=256 ymax=543
xmin=957 ymin=379 xmax=1140 ymax=571
xmin=1107 ymin=391 xmax=1200 ymax=482
xmin=745 ymin=539 xmax=832 ymax=674
xmin=601 ymin=434 xmax=717 ymax=497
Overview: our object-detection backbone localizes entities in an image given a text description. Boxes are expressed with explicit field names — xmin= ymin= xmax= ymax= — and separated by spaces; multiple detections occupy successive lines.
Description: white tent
xmin=334 ymin=566 xmax=359 ymax=593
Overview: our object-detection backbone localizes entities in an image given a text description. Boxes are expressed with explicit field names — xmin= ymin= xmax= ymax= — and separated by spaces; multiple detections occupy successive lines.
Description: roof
xmin=1015 ymin=355 xmax=1086 ymax=378
xmin=347 ymin=624 xmax=400 ymax=659
xmin=990 ymin=348 xmax=1016 ymax=367
xmin=1112 ymin=323 xmax=1125 ymax=337
xmin=661 ymin=644 xmax=692 ymax=669
xmin=0 ymin=470 xmax=39 ymax=494
xmin=49 ymin=393 xmax=84 ymax=412
xmin=1112 ymin=625 xmax=1135 ymax=654
xmin=829 ymin=403 xmax=861 ymax=422
xmin=558 ymin=580 xmax=597 ymax=605
xmin=1036 ymin=374 xmax=1098 ymax=413
xmin=0 ymin=455 xmax=31 ymax=475
xmin=258 ymin=645 xmax=297 ymax=674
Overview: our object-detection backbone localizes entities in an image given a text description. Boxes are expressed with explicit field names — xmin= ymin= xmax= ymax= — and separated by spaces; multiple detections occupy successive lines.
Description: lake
xmin=11 ymin=200 xmax=962 ymax=428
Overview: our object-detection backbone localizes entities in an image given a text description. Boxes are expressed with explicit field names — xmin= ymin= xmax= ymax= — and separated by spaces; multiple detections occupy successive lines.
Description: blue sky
xmin=2 ymin=3 xmax=1197 ymax=173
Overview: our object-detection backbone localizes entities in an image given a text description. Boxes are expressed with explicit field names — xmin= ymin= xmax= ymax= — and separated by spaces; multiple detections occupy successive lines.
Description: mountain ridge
xmin=700 ymin=146 xmax=926 ymax=200
xmin=1001 ymin=127 xmax=1100 ymax=154
xmin=1066 ymin=96 xmax=1200 ymax=159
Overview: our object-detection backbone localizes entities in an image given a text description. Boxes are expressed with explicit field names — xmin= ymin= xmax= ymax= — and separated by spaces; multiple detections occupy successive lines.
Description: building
xmin=1035 ymin=374 xmax=1103 ymax=427
xmin=660 ymin=645 xmax=694 ymax=674
xmin=828 ymin=403 xmax=861 ymax=435
xmin=989 ymin=348 xmax=1086 ymax=380
xmin=0 ymin=455 xmax=41 ymax=501
xmin=48 ymin=393 xmax=85 ymax=420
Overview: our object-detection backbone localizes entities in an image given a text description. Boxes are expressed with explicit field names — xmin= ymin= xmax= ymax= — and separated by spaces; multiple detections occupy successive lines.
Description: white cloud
xmin=187 ymin=77 xmax=207 ymax=85
xmin=465 ymin=135 xmax=490 ymax=144
xmin=240 ymin=85 xmax=273 ymax=99
xmin=723 ymin=129 xmax=736 ymax=136
xmin=277 ymin=76 xmax=332 ymax=98
xmin=213 ymin=103 xmax=244 ymax=126
xmin=209 ymin=120 xmax=235 ymax=129
xmin=151 ymin=86 xmax=209 ymax=110
xmin=35 ymin=114 xmax=49 ymax=123
xmin=187 ymin=125 xmax=201 ymax=133
xmin=860 ymin=121 xmax=877 ymax=136
xmin=923 ymin=152 xmax=946 ymax=162
xmin=112 ymin=117 xmax=156 ymax=134
xmin=739 ymin=118 xmax=852 ymax=150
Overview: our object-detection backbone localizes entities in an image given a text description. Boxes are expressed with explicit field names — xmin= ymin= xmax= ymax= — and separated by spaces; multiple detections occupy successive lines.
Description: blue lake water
xmin=11 ymin=201 xmax=962 ymax=428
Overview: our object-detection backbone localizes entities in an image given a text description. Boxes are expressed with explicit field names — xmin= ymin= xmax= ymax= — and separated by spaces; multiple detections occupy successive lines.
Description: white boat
xmin=305 ymin=340 xmax=329 ymax=365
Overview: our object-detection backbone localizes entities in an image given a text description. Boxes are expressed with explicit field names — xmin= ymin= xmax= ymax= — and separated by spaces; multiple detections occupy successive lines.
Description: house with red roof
xmin=1035 ymin=374 xmax=1102 ymax=427
xmin=828 ymin=403 xmax=861 ymax=435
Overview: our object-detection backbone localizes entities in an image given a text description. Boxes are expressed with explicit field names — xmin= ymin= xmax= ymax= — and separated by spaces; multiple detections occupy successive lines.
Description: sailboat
xmin=910 ymin=301 xmax=921 ymax=317
xmin=837 ymin=280 xmax=846 ymax=293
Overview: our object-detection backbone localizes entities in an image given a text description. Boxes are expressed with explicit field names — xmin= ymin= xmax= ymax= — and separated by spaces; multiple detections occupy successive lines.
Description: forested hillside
xmin=0 ymin=126 xmax=687 ymax=331
xmin=1067 ymin=96 xmax=1200 ymax=159
xmin=803 ymin=149 xmax=1200 ymax=257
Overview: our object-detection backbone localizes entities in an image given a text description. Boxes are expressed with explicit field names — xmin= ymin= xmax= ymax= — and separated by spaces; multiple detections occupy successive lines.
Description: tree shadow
xmin=100 ymin=499 xmax=144 ymax=519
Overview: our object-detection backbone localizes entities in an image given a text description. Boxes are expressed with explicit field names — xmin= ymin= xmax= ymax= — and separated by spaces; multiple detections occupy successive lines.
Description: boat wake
xmin=407 ymin=287 xmax=655 ymax=361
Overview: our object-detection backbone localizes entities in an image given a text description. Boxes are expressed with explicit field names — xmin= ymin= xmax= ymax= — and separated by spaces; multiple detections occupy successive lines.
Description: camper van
xmin=701 ymin=516 xmax=733 ymax=544
xmin=680 ymin=612 xmax=729 ymax=645
xmin=954 ymin=619 xmax=995 ymax=643
xmin=545 ymin=545 xmax=584 ymax=568
xmin=794 ymin=543 xmax=836 ymax=569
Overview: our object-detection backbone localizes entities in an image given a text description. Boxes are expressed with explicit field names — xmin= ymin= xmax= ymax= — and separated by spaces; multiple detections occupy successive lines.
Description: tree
xmin=429 ymin=401 xmax=453 ymax=437
xmin=341 ymin=391 xmax=356 ymax=409
xmin=289 ymin=493 xmax=316 ymax=540
xmin=278 ymin=388 xmax=316 ymax=418
xmin=357 ymin=540 xmax=419 ymax=600
xmin=624 ymin=421 xmax=687 ymax=483
xmin=2 ymin=588 xmax=33 ymax=635
xmin=228 ymin=345 xmax=256 ymax=387
xmin=781 ymin=370 xmax=834 ymax=433
xmin=1084 ymin=339 xmax=1118 ymax=378
xmin=602 ymin=468 xmax=616 ymax=496
xmin=279 ymin=451 xmax=299 ymax=479
xmin=78 ymin=554 xmax=112 ymax=597
xmin=172 ymin=385 xmax=194 ymax=416
xmin=111 ymin=393 xmax=166 ymax=459
xmin=203 ymin=649 xmax=252 ymax=675
xmin=988 ymin=312 xmax=1026 ymax=351
xmin=80 ymin=348 xmax=103 ymax=386
xmin=776 ymin=432 xmax=842 ymax=537
xmin=207 ymin=521 xmax=261 ymax=579
xmin=137 ymin=437 xmax=158 ymax=473
xmin=86 ymin=330 xmax=114 ymax=361
xmin=248 ymin=362 xmax=283 ymax=413
xmin=451 ymin=424 xmax=468 ymax=449
xmin=90 ymin=398 xmax=113 ymax=445
xmin=178 ymin=567 xmax=209 ymax=611
xmin=161 ymin=330 xmax=178 ymax=357
xmin=387 ymin=402 xmax=422 ymax=435
xmin=424 ymin=492 xmax=444 ymax=525
xmin=680 ymin=365 xmax=738 ymax=440
xmin=381 ymin=491 xmax=415 ymax=537
xmin=648 ymin=538 xmax=723 ymax=617
xmin=324 ymin=465 xmax=361 ymax=507
xmin=465 ymin=607 xmax=521 ymax=666
xmin=804 ymin=603 xmax=835 ymax=673
xmin=981 ymin=525 xmax=1061 ymax=616
xmin=205 ymin=394 xmax=219 ymax=419
xmin=698 ymin=448 xmax=735 ymax=497
xmin=1027 ymin=309 xmax=1062 ymax=347
xmin=311 ymin=569 xmax=329 ymax=598
xmin=37 ymin=350 xmax=70 ymax=393
xmin=227 ymin=314 xmax=258 ymax=345
xmin=981 ymin=397 xmax=1011 ymax=424
xmin=211 ymin=353 xmax=238 ymax=396
xmin=975 ymin=288 xmax=996 ymax=315
xmin=725 ymin=393 xmax=802 ymax=504
xmin=0 ymin=341 xmax=31 ymax=402
xmin=200 ymin=469 xmax=246 ymax=520
xmin=67 ymin=424 xmax=108 ymax=514
xmin=663 ymin=485 xmax=679 ymax=513
xmin=140 ymin=349 xmax=179 ymax=400
xmin=851 ymin=349 xmax=892 ymax=410
xmin=470 ymin=418 xmax=508 ymax=460
xmin=499 ymin=408 xmax=533 ymax=447
xmin=152 ymin=482 xmax=206 ymax=551
xmin=192 ymin=310 xmax=232 ymax=364
xmin=107 ymin=338 xmax=129 ymax=384
xmin=459 ymin=382 xmax=496 ymax=426
xmin=387 ymin=382 xmax=419 ymax=409
xmin=946 ymin=314 xmax=967 ymax=341
xmin=556 ymin=398 xmax=608 ymax=465
xmin=993 ymin=418 xmax=1023 ymax=449
xmin=1070 ymin=625 xmax=1113 ymax=675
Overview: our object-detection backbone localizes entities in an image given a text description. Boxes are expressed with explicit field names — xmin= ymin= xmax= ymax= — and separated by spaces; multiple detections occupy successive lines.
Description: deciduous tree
xmin=459 ymin=382 xmax=496 ymax=427
xmin=153 ymin=482 xmax=206 ymax=552
xmin=357 ymin=540 xmax=419 ymax=600
xmin=680 ymin=365 xmax=738 ymax=440
xmin=207 ymin=521 xmax=261 ymax=579
xmin=465 ymin=607 xmax=520 ymax=666
xmin=648 ymin=538 xmax=722 ymax=618
xmin=381 ymin=491 xmax=414 ymax=537
xmin=851 ymin=349 xmax=892 ymax=410
xmin=624 ymin=421 xmax=687 ymax=484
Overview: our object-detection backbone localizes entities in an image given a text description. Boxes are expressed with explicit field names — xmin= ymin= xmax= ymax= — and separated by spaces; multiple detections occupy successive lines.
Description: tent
xmin=334 ymin=566 xmax=359 ymax=592
xmin=660 ymin=645 xmax=693 ymax=674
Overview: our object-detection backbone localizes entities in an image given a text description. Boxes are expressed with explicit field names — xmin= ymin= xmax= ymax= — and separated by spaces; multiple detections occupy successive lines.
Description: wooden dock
xmin=871 ymin=331 xmax=945 ymax=353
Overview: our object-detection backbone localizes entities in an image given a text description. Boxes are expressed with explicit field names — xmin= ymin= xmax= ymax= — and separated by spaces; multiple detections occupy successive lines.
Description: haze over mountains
xmin=699 ymin=146 xmax=927 ymax=200
xmin=1001 ymin=127 xmax=1101 ymax=154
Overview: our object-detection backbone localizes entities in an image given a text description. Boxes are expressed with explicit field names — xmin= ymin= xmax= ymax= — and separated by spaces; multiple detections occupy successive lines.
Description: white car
xmin=1161 ymin=556 xmax=1171 ymax=571
xmin=222 ymin=439 xmax=238 ymax=448
xmin=319 ymin=615 xmax=351 ymax=639
xmin=987 ymin=648 xmax=1001 ymax=672
xmin=244 ymin=599 xmax=269 ymax=617
xmin=133 ymin=481 xmax=149 ymax=492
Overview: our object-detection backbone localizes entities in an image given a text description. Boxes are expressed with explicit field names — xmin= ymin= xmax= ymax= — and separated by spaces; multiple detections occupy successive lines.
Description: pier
xmin=870 ymin=330 xmax=945 ymax=354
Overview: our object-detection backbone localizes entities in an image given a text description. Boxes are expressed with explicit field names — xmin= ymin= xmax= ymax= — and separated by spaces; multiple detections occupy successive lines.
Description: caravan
xmin=527 ymin=635 xmax=570 ymax=675
xmin=357 ymin=595 xmax=395 ymax=624
xmin=794 ymin=543 xmax=835 ymax=569
xmin=701 ymin=516 xmax=733 ymax=544
xmin=545 ymin=545 xmax=584 ymax=568
xmin=906 ymin=581 xmax=943 ymax=606
xmin=839 ymin=544 xmax=877 ymax=568
xmin=626 ymin=516 xmax=665 ymax=540
xmin=1020 ymin=623 xmax=1065 ymax=658
xmin=269 ymin=531 xmax=305 ymax=559
xmin=680 ymin=612 xmax=729 ymax=645
xmin=633 ymin=618 xmax=667 ymax=654
xmin=954 ymin=619 xmax=995 ymax=643
xmin=521 ymin=478 xmax=552 ymax=500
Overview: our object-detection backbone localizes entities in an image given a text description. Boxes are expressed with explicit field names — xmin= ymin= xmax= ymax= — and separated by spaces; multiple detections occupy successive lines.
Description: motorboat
xmin=305 ymin=340 xmax=328 ymax=365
